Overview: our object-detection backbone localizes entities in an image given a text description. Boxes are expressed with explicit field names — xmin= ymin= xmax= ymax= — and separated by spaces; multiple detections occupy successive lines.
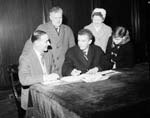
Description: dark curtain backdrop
xmin=0 ymin=0 xmax=43 ymax=88
xmin=131 ymin=0 xmax=149 ymax=63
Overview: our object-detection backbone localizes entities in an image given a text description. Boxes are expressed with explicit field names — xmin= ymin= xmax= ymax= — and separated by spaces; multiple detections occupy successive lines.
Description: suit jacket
xmin=62 ymin=45 xmax=112 ymax=76
xmin=36 ymin=22 xmax=75 ymax=76
xmin=18 ymin=48 xmax=53 ymax=110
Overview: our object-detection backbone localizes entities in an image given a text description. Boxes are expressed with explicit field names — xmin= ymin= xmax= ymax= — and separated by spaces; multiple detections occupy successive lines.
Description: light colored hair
xmin=49 ymin=6 xmax=63 ymax=14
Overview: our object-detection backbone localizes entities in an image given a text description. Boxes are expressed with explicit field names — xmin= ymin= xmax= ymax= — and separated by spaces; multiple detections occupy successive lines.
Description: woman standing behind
xmin=84 ymin=8 xmax=112 ymax=53
xmin=106 ymin=26 xmax=135 ymax=69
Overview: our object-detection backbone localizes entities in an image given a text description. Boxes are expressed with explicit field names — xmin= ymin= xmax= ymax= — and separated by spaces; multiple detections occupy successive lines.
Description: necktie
xmin=55 ymin=27 xmax=59 ymax=35
xmin=83 ymin=51 xmax=88 ymax=60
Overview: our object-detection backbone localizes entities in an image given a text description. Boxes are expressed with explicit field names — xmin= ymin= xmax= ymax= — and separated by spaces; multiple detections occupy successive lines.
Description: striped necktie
xmin=83 ymin=50 xmax=88 ymax=60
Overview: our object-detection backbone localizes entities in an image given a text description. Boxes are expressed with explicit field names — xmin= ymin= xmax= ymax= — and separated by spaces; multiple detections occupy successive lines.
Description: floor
xmin=0 ymin=89 xmax=18 ymax=118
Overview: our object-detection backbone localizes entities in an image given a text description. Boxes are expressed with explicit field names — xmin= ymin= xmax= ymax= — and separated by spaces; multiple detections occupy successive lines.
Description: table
xmin=26 ymin=63 xmax=150 ymax=118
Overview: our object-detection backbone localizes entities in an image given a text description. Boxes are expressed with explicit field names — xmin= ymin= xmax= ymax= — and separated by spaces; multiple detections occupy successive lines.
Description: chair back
xmin=7 ymin=64 xmax=26 ymax=118
xmin=8 ymin=64 xmax=21 ymax=100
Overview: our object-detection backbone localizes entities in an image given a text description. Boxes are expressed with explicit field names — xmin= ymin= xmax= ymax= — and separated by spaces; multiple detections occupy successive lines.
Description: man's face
xmin=36 ymin=34 xmax=50 ymax=53
xmin=49 ymin=11 xmax=63 ymax=28
xmin=78 ymin=34 xmax=92 ymax=51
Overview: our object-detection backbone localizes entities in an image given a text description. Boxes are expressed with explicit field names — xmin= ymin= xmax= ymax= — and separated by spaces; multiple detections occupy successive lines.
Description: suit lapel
xmin=87 ymin=46 xmax=94 ymax=67
xmin=76 ymin=46 xmax=88 ymax=66
xmin=57 ymin=25 xmax=64 ymax=46
xmin=43 ymin=50 xmax=53 ymax=74
xmin=48 ymin=24 xmax=64 ymax=49
xmin=59 ymin=25 xmax=64 ymax=38
xmin=30 ymin=49 xmax=44 ymax=74
xmin=48 ymin=23 xmax=60 ymax=44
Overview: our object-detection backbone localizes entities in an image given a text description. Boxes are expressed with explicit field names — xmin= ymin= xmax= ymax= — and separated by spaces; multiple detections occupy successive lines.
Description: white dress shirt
xmin=33 ymin=48 xmax=47 ymax=75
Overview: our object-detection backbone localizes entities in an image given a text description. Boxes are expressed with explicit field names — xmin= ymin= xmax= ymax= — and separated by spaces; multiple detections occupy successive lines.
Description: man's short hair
xmin=31 ymin=30 xmax=47 ymax=43
xmin=78 ymin=29 xmax=94 ymax=41
xmin=49 ymin=6 xmax=63 ymax=14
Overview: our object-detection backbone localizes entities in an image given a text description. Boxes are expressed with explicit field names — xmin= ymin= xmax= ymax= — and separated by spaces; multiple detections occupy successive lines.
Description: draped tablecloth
xmin=26 ymin=63 xmax=150 ymax=118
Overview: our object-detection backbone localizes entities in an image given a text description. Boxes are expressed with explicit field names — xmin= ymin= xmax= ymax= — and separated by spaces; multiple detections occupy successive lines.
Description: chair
xmin=7 ymin=64 xmax=26 ymax=118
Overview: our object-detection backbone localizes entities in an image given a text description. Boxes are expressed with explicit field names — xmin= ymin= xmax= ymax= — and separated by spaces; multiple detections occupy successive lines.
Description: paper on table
xmin=48 ymin=70 xmax=121 ymax=84
xmin=42 ymin=80 xmax=62 ymax=85
xmin=81 ymin=73 xmax=108 ymax=83
xmin=61 ymin=75 xmax=83 ymax=83
xmin=98 ymin=70 xmax=121 ymax=76
xmin=82 ymin=70 xmax=122 ymax=83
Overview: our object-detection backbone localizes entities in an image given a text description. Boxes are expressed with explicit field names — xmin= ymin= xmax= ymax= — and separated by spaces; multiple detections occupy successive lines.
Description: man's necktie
xmin=55 ymin=27 xmax=59 ymax=35
xmin=83 ymin=51 xmax=88 ymax=60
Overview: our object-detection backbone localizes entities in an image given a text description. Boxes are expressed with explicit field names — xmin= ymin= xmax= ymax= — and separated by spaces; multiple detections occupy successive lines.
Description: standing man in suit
xmin=19 ymin=30 xmax=59 ymax=111
xmin=22 ymin=6 xmax=75 ymax=77
xmin=62 ymin=29 xmax=112 ymax=76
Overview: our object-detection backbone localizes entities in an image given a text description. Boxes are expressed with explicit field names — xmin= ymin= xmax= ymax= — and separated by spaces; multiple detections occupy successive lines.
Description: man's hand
xmin=86 ymin=67 xmax=98 ymax=74
xmin=71 ymin=69 xmax=81 ymax=76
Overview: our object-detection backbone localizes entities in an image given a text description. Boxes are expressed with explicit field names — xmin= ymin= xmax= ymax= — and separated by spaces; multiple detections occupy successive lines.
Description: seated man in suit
xmin=18 ymin=30 xmax=59 ymax=111
xmin=62 ymin=29 xmax=111 ymax=76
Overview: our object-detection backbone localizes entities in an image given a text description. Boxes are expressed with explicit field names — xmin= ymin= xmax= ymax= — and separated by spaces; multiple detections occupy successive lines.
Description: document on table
xmin=61 ymin=75 xmax=83 ymax=83
xmin=42 ymin=80 xmax=63 ymax=85
xmin=81 ymin=70 xmax=122 ymax=83
xmin=60 ymin=70 xmax=122 ymax=83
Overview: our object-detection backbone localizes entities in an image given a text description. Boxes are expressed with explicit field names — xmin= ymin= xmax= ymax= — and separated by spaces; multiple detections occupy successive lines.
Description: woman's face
xmin=92 ymin=15 xmax=103 ymax=25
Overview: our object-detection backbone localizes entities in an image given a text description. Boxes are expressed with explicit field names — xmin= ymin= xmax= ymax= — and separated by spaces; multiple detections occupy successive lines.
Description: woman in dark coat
xmin=106 ymin=26 xmax=135 ymax=69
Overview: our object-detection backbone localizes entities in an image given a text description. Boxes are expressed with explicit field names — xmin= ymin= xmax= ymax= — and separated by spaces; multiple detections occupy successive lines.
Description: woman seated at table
xmin=106 ymin=26 xmax=135 ymax=69
xmin=62 ymin=29 xmax=112 ymax=76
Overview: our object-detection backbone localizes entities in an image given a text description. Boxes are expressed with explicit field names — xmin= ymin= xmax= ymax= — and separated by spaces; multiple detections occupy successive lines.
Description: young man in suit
xmin=22 ymin=6 xmax=75 ymax=77
xmin=19 ymin=30 xmax=59 ymax=111
xmin=62 ymin=29 xmax=111 ymax=76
